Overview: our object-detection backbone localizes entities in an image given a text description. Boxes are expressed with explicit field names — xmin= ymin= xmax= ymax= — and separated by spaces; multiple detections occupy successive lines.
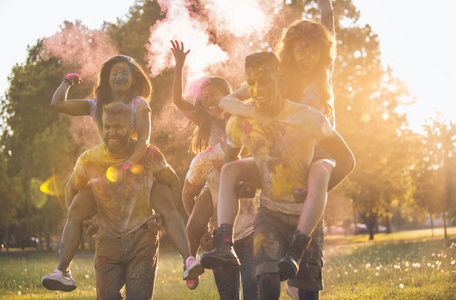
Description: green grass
xmin=1 ymin=228 xmax=455 ymax=299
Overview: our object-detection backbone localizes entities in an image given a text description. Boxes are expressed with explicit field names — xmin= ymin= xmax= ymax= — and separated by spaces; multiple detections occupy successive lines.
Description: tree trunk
xmin=385 ymin=214 xmax=392 ymax=234
xmin=443 ymin=211 xmax=448 ymax=239
xmin=5 ymin=227 xmax=9 ymax=251
xmin=366 ymin=212 xmax=377 ymax=241
xmin=430 ymin=213 xmax=434 ymax=237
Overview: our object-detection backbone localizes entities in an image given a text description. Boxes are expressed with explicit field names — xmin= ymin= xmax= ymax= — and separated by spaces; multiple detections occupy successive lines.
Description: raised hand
xmin=63 ymin=73 xmax=83 ymax=86
xmin=170 ymin=40 xmax=190 ymax=69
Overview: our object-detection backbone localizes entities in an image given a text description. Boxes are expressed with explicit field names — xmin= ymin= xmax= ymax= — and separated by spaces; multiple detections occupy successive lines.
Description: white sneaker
xmin=182 ymin=256 xmax=204 ymax=280
xmin=286 ymin=285 xmax=299 ymax=300
xmin=41 ymin=269 xmax=77 ymax=292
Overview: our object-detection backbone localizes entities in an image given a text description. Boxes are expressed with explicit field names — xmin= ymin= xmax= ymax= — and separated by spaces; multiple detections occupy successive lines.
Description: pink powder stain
xmin=244 ymin=121 xmax=251 ymax=134
xmin=206 ymin=145 xmax=216 ymax=153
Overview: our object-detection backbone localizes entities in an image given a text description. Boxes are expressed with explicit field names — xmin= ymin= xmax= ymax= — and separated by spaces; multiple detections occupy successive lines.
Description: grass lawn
xmin=1 ymin=227 xmax=455 ymax=299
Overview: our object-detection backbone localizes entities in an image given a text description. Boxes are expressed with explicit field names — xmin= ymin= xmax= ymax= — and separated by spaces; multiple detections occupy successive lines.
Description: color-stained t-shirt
xmin=226 ymin=99 xmax=334 ymax=215
xmin=185 ymin=142 xmax=257 ymax=241
xmin=73 ymin=143 xmax=167 ymax=238
xmin=87 ymin=96 xmax=151 ymax=138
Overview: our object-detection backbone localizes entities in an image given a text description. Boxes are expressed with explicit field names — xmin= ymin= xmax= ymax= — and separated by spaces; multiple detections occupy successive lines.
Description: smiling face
xmin=109 ymin=62 xmax=134 ymax=94
xmin=102 ymin=112 xmax=132 ymax=155
xmin=245 ymin=64 xmax=282 ymax=115
xmin=293 ymin=39 xmax=321 ymax=74
xmin=199 ymin=85 xmax=226 ymax=119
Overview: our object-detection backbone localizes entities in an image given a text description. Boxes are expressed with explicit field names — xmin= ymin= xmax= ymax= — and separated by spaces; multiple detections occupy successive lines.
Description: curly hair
xmin=277 ymin=20 xmax=335 ymax=118
xmin=92 ymin=55 xmax=152 ymax=130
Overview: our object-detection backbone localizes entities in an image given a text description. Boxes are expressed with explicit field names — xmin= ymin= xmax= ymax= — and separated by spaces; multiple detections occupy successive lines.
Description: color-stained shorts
xmin=254 ymin=205 xmax=324 ymax=291
xmin=94 ymin=224 xmax=159 ymax=300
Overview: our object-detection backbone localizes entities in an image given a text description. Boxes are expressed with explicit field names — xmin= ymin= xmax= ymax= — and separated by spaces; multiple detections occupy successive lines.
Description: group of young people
xmin=40 ymin=1 xmax=355 ymax=299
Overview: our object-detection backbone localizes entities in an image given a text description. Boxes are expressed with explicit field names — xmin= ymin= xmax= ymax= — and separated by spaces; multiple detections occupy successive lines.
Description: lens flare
xmin=106 ymin=166 xmax=120 ymax=182
xmin=361 ymin=113 xmax=371 ymax=123
xmin=32 ymin=178 xmax=48 ymax=209
xmin=131 ymin=164 xmax=144 ymax=174
xmin=40 ymin=176 xmax=59 ymax=197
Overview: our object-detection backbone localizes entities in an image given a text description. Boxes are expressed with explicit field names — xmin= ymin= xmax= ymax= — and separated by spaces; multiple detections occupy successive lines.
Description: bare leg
xmin=58 ymin=186 xmax=97 ymax=272
xmin=217 ymin=158 xmax=260 ymax=226
xmin=186 ymin=188 xmax=213 ymax=257
xmin=297 ymin=160 xmax=333 ymax=235
xmin=150 ymin=182 xmax=192 ymax=259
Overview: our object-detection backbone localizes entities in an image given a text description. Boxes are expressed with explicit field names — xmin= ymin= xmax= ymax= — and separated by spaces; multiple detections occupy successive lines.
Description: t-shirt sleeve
xmin=73 ymin=152 xmax=90 ymax=183
xmin=147 ymin=146 xmax=168 ymax=174
xmin=226 ymin=116 xmax=245 ymax=149
xmin=186 ymin=152 xmax=209 ymax=186
xmin=87 ymin=98 xmax=97 ymax=123
xmin=310 ymin=109 xmax=335 ymax=142
xmin=132 ymin=97 xmax=152 ymax=114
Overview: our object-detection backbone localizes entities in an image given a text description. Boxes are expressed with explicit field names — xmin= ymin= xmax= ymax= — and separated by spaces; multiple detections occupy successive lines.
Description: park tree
xmin=328 ymin=0 xmax=415 ymax=240
xmin=0 ymin=153 xmax=25 ymax=249
xmin=0 ymin=41 xmax=86 ymax=248
xmin=413 ymin=118 xmax=456 ymax=239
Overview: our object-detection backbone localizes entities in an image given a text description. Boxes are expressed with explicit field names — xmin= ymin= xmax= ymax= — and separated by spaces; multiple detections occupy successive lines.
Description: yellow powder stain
xmin=269 ymin=164 xmax=294 ymax=196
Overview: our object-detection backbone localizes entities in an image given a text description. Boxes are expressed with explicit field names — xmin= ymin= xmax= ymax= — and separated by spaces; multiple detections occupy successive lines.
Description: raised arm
xmin=171 ymin=40 xmax=205 ymax=126
xmin=318 ymin=130 xmax=355 ymax=191
xmin=318 ymin=0 xmax=334 ymax=36
xmin=50 ymin=73 xmax=91 ymax=116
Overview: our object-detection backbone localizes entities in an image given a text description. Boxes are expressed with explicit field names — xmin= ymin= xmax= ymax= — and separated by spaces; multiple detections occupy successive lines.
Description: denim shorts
xmin=254 ymin=205 xmax=324 ymax=291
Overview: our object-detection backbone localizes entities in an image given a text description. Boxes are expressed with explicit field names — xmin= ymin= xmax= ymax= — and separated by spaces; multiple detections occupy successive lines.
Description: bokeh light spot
xmin=131 ymin=164 xmax=144 ymax=174
xmin=106 ymin=167 xmax=119 ymax=182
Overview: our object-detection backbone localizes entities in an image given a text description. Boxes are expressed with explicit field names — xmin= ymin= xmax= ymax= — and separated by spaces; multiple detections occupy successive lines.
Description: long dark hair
xmin=92 ymin=55 xmax=152 ymax=130
xmin=187 ymin=76 xmax=232 ymax=154
xmin=277 ymin=20 xmax=335 ymax=118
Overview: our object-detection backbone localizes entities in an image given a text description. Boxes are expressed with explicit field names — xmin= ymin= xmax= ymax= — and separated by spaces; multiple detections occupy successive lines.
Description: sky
xmin=0 ymin=0 xmax=454 ymax=132
xmin=352 ymin=0 xmax=456 ymax=131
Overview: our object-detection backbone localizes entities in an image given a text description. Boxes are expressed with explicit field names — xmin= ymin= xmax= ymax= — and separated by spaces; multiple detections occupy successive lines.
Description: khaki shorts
xmin=254 ymin=205 xmax=324 ymax=291
xmin=94 ymin=224 xmax=159 ymax=299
